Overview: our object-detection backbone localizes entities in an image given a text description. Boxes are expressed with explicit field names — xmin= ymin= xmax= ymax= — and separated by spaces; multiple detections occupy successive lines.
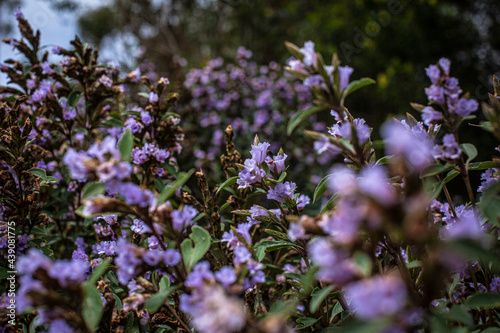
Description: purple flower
xmin=442 ymin=209 xmax=483 ymax=240
xmin=300 ymin=41 xmax=317 ymax=67
xmin=236 ymin=223 xmax=252 ymax=245
xmin=358 ymin=166 xmax=396 ymax=205
xmin=171 ymin=205 xmax=198 ymax=232
xmin=237 ymin=159 xmax=266 ymax=189
xmin=164 ymin=249 xmax=181 ymax=266
xmin=267 ymin=181 xmax=296 ymax=203
xmin=478 ymin=168 xmax=499 ymax=193
xmin=221 ymin=230 xmax=240 ymax=250
xmin=444 ymin=77 xmax=461 ymax=95
xmin=433 ymin=134 xmax=461 ymax=160
xmin=120 ymin=183 xmax=155 ymax=207
xmin=143 ymin=250 xmax=163 ymax=266
xmin=319 ymin=199 xmax=362 ymax=244
xmin=51 ymin=46 xmax=61 ymax=54
xmin=454 ymin=98 xmax=478 ymax=117
xmin=308 ymin=238 xmax=356 ymax=285
xmin=425 ymin=85 xmax=445 ymax=104
xmin=48 ymin=260 xmax=89 ymax=287
xmin=131 ymin=219 xmax=151 ymax=234
xmin=72 ymin=249 xmax=88 ymax=262
xmin=115 ymin=239 xmax=142 ymax=284
xmin=296 ymin=194 xmax=310 ymax=209
xmin=14 ymin=8 xmax=24 ymax=19
xmin=75 ymin=237 xmax=87 ymax=250
xmin=63 ymin=108 xmax=76 ymax=121
xmin=421 ymin=106 xmax=443 ymax=126
xmin=250 ymin=142 xmax=270 ymax=164
xmin=148 ymin=236 xmax=160 ymax=251
xmin=266 ymin=153 xmax=287 ymax=173
xmin=99 ymin=75 xmax=113 ymax=88
xmin=132 ymin=147 xmax=148 ymax=164
xmin=149 ymin=92 xmax=159 ymax=103
xmin=153 ymin=147 xmax=170 ymax=163
xmin=41 ymin=61 xmax=54 ymax=75
xmin=439 ymin=58 xmax=451 ymax=76
xmin=125 ymin=118 xmax=144 ymax=134
xmin=339 ymin=66 xmax=354 ymax=92
xmin=287 ymin=223 xmax=306 ymax=241
xmin=17 ymin=249 xmax=52 ymax=275
xmin=345 ymin=275 xmax=407 ymax=320
xmin=234 ymin=246 xmax=251 ymax=265
xmin=314 ymin=136 xmax=342 ymax=156
xmin=215 ymin=266 xmax=237 ymax=286
xmin=93 ymin=241 xmax=117 ymax=256
xmin=382 ymin=121 xmax=433 ymax=171
xmin=48 ymin=319 xmax=74 ymax=333
xmin=425 ymin=64 xmax=441 ymax=85
xmin=141 ymin=110 xmax=153 ymax=125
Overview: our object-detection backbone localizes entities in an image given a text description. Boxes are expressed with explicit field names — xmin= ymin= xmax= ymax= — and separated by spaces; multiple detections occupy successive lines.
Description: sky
xmin=0 ymin=0 xmax=104 ymax=84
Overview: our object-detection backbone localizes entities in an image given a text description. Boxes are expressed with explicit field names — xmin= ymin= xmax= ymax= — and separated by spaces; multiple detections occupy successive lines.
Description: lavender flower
xmin=300 ymin=41 xmax=317 ymax=67
xmin=250 ymin=142 xmax=270 ymax=164
xmin=149 ymin=92 xmax=159 ymax=103
xmin=164 ymin=249 xmax=181 ymax=266
xmin=171 ymin=205 xmax=198 ymax=232
xmin=344 ymin=275 xmax=407 ymax=320
xmin=215 ymin=266 xmax=237 ymax=286
xmin=267 ymin=181 xmax=296 ymax=203
xmin=308 ymin=238 xmax=356 ymax=285
xmin=237 ymin=159 xmax=266 ymax=189
xmin=339 ymin=66 xmax=354 ymax=92
xmin=421 ymin=106 xmax=443 ymax=126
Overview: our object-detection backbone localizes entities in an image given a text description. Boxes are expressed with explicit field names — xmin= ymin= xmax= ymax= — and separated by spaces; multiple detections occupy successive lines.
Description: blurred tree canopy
xmin=72 ymin=0 xmax=500 ymax=129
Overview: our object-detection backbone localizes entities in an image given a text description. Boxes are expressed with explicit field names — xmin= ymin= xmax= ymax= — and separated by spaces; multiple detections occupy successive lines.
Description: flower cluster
xmin=2 ymin=16 xmax=500 ymax=333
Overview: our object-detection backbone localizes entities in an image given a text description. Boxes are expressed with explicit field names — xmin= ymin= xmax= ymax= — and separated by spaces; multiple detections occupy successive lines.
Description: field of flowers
xmin=1 ymin=12 xmax=500 ymax=333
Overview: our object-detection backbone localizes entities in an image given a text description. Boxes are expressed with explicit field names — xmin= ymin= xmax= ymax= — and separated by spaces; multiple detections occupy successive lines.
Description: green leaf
xmin=82 ymin=282 xmax=104 ymax=332
xmin=219 ymin=201 xmax=232 ymax=213
xmin=448 ymin=239 xmax=500 ymax=273
xmin=480 ymin=181 xmax=500 ymax=227
xmin=68 ymin=91 xmax=82 ymax=108
xmin=118 ymin=129 xmax=133 ymax=162
xmin=443 ymin=170 xmax=460 ymax=184
xmin=310 ymin=285 xmax=334 ymax=313
xmin=296 ymin=317 xmax=321 ymax=330
xmin=27 ymin=168 xmax=46 ymax=180
xmin=352 ymin=251 xmax=372 ymax=277
xmin=144 ymin=285 xmax=179 ymax=314
xmin=437 ymin=305 xmax=474 ymax=327
xmin=287 ymin=106 xmax=324 ymax=135
xmin=88 ymin=257 xmax=112 ymax=285
xmin=331 ymin=301 xmax=343 ymax=319
xmin=320 ymin=194 xmax=338 ymax=214
xmin=284 ymin=41 xmax=304 ymax=61
xmin=81 ymin=182 xmax=106 ymax=200
xmin=341 ymin=77 xmax=376 ymax=103
xmin=157 ymin=169 xmax=194 ymax=204
xmin=216 ymin=176 xmax=238 ymax=195
xmin=460 ymin=143 xmax=478 ymax=165
xmin=159 ymin=276 xmax=170 ymax=291
xmin=313 ymin=174 xmax=332 ymax=203
xmin=463 ymin=293 xmax=500 ymax=309
xmin=420 ymin=163 xmax=455 ymax=178
xmin=469 ymin=161 xmax=498 ymax=170
xmin=181 ymin=226 xmax=211 ymax=271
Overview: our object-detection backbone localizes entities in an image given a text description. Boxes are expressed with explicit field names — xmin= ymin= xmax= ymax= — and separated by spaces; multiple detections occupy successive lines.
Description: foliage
xmin=1 ymin=12 xmax=500 ymax=333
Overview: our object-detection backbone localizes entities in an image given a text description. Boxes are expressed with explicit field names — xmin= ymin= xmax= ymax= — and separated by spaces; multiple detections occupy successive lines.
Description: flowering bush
xmin=1 ymin=13 xmax=500 ymax=333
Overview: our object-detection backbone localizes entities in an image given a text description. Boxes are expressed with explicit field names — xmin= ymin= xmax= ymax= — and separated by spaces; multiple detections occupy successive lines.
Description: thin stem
xmin=165 ymin=302 xmax=192 ymax=333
